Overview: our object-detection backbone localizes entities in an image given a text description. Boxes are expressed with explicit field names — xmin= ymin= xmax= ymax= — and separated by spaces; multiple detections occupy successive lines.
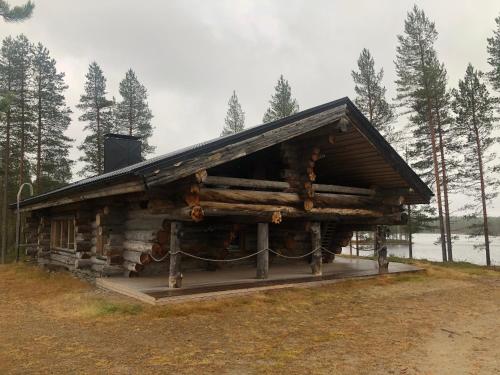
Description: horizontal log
xmin=203 ymin=175 xmax=376 ymax=196
xmin=199 ymin=201 xmax=386 ymax=219
xmin=50 ymin=252 xmax=75 ymax=265
xmin=20 ymin=180 xmax=145 ymax=212
xmin=128 ymin=207 xmax=197 ymax=224
xmin=90 ymin=256 xmax=107 ymax=265
xmin=74 ymin=258 xmax=92 ymax=269
xmin=122 ymin=250 xmax=152 ymax=265
xmin=91 ymin=264 xmax=124 ymax=276
xmin=199 ymin=188 xmax=401 ymax=211
xmin=199 ymin=188 xmax=301 ymax=206
xmin=75 ymin=251 xmax=91 ymax=259
xmin=123 ymin=261 xmax=144 ymax=272
xmin=123 ymin=240 xmax=156 ymax=253
xmin=124 ymin=230 xmax=159 ymax=242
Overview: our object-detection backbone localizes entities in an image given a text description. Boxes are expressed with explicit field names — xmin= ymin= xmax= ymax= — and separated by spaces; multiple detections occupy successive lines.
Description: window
xmin=51 ymin=218 xmax=76 ymax=251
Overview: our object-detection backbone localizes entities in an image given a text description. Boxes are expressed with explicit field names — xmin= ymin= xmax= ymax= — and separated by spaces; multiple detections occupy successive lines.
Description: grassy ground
xmin=0 ymin=260 xmax=498 ymax=375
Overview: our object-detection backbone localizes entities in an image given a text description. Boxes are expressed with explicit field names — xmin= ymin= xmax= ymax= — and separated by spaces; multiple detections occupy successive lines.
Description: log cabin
xmin=14 ymin=97 xmax=432 ymax=287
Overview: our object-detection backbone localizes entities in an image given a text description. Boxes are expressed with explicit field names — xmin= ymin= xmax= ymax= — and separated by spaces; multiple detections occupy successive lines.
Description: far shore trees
xmin=451 ymin=64 xmax=499 ymax=266
xmin=221 ymin=90 xmax=245 ymax=136
xmin=263 ymin=75 xmax=299 ymax=123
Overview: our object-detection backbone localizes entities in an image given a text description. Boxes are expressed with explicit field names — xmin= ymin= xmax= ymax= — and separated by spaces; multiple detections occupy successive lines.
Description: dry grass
xmin=0 ymin=261 xmax=499 ymax=374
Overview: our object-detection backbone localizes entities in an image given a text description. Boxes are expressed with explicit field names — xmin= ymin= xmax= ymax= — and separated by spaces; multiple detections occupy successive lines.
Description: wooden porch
xmin=96 ymin=256 xmax=422 ymax=305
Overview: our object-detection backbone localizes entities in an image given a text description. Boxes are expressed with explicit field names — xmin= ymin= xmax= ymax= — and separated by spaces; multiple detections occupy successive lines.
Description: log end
xmin=191 ymin=206 xmax=204 ymax=222
xmin=271 ymin=211 xmax=282 ymax=224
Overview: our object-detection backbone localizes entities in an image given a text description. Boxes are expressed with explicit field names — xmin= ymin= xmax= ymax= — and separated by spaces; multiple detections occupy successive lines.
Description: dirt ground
xmin=0 ymin=260 xmax=498 ymax=375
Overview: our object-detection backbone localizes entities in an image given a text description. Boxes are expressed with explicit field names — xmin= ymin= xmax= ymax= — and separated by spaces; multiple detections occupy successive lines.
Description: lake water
xmin=346 ymin=232 xmax=499 ymax=266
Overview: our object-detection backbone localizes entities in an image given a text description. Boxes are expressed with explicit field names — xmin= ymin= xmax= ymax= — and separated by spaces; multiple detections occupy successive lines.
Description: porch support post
xmin=310 ymin=222 xmax=322 ymax=276
xmin=256 ymin=222 xmax=269 ymax=279
xmin=168 ymin=221 xmax=182 ymax=288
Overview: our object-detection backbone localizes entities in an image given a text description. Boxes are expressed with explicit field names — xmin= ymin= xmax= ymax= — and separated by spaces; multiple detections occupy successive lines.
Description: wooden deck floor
xmin=97 ymin=256 xmax=422 ymax=305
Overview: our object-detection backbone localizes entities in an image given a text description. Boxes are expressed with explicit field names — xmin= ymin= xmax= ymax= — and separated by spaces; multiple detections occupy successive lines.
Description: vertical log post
xmin=256 ymin=223 xmax=269 ymax=279
xmin=310 ymin=222 xmax=322 ymax=276
xmin=168 ymin=221 xmax=182 ymax=288
xmin=355 ymin=231 xmax=359 ymax=257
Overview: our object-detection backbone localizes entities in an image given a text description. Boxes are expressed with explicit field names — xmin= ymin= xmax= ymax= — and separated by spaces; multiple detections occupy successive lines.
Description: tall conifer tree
xmin=0 ymin=0 xmax=34 ymax=22
xmin=451 ymin=64 xmax=499 ymax=266
xmin=32 ymin=43 xmax=72 ymax=193
xmin=77 ymin=62 xmax=113 ymax=176
xmin=0 ymin=36 xmax=16 ymax=264
xmin=262 ymin=75 xmax=299 ymax=123
xmin=351 ymin=48 xmax=397 ymax=143
xmin=487 ymin=15 xmax=500 ymax=93
xmin=221 ymin=90 xmax=245 ymax=136
xmin=395 ymin=6 xmax=450 ymax=261
xmin=115 ymin=69 xmax=153 ymax=156
xmin=10 ymin=34 xmax=33 ymax=187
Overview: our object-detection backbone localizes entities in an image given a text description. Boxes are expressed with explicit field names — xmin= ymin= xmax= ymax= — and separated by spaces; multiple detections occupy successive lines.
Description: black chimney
xmin=104 ymin=133 xmax=142 ymax=173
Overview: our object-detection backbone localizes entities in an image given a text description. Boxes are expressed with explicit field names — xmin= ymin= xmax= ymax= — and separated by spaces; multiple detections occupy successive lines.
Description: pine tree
xmin=451 ymin=64 xmax=499 ymax=266
xmin=487 ymin=15 xmax=500 ymax=93
xmin=77 ymin=62 xmax=114 ymax=176
xmin=10 ymin=34 xmax=34 ymax=187
xmin=221 ymin=90 xmax=245 ymax=136
xmin=0 ymin=0 xmax=34 ymax=22
xmin=395 ymin=5 xmax=449 ymax=261
xmin=351 ymin=48 xmax=397 ymax=143
xmin=262 ymin=75 xmax=299 ymax=123
xmin=32 ymin=43 xmax=72 ymax=193
xmin=0 ymin=36 xmax=16 ymax=264
xmin=115 ymin=69 xmax=154 ymax=156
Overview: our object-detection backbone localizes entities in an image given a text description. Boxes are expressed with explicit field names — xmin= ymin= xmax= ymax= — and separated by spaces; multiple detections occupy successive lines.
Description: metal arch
xmin=16 ymin=182 xmax=33 ymax=262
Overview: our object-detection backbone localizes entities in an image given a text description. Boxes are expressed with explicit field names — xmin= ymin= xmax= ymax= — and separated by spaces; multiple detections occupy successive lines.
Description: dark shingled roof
xmin=15 ymin=97 xmax=432 ymax=208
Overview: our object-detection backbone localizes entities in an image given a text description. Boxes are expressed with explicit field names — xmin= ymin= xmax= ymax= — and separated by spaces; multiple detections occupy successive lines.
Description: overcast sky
xmin=1 ymin=0 xmax=500 ymax=214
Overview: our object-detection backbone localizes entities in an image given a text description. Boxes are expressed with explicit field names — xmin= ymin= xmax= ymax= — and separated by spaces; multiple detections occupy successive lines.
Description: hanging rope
xmin=164 ymin=246 xmax=327 ymax=263
xmin=150 ymin=251 xmax=171 ymax=262
xmin=169 ymin=248 xmax=267 ymax=262
xmin=151 ymin=245 xmax=379 ymax=263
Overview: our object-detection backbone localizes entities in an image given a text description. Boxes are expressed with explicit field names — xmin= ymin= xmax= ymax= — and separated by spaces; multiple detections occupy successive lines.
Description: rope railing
xmin=153 ymin=246 xmax=340 ymax=263
xmin=150 ymin=244 xmax=383 ymax=263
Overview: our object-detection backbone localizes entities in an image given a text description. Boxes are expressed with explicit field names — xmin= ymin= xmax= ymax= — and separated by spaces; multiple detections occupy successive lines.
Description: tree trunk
xmin=473 ymin=120 xmax=491 ymax=266
xmin=407 ymin=204 xmax=413 ymax=259
xmin=97 ymin=106 xmax=102 ymax=175
xmin=36 ymin=76 xmax=42 ymax=194
xmin=435 ymin=106 xmax=453 ymax=261
xmin=417 ymin=42 xmax=447 ymax=261
xmin=19 ymin=79 xmax=26 ymax=187
xmin=426 ymin=97 xmax=447 ymax=262
xmin=1 ymin=109 xmax=11 ymax=264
